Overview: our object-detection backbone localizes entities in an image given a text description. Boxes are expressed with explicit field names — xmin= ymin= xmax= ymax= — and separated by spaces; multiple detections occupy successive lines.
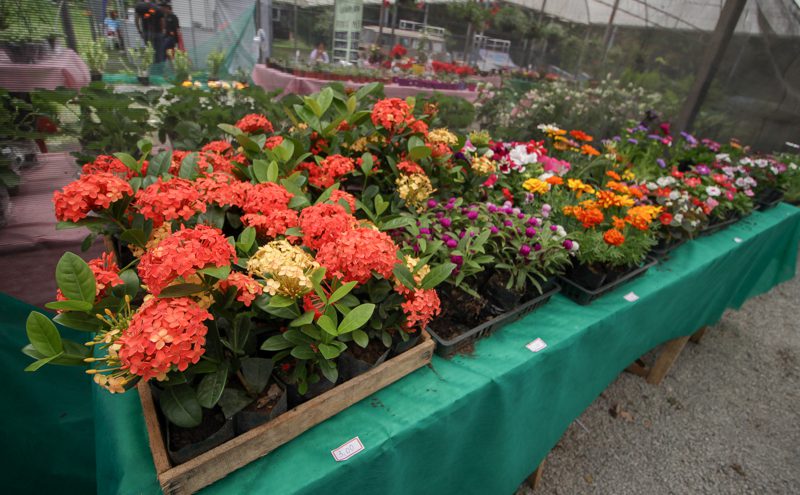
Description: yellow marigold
xmin=579 ymin=199 xmax=598 ymax=210
xmin=471 ymin=154 xmax=496 ymax=175
xmin=595 ymin=190 xmax=634 ymax=209
xmin=625 ymin=205 xmax=662 ymax=231
xmin=247 ymin=240 xmax=319 ymax=298
xmin=181 ymin=80 xmax=193 ymax=87
xmin=567 ymin=179 xmax=595 ymax=197
xmin=522 ymin=178 xmax=551 ymax=195
xmin=396 ymin=173 xmax=435 ymax=211
xmin=427 ymin=128 xmax=459 ymax=146
xmin=622 ymin=169 xmax=636 ymax=181
xmin=563 ymin=205 xmax=577 ymax=216
xmin=606 ymin=180 xmax=630 ymax=195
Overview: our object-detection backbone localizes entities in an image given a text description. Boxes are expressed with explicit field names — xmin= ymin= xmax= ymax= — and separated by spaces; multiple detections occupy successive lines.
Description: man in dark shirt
xmin=162 ymin=3 xmax=181 ymax=58
xmin=134 ymin=0 xmax=165 ymax=62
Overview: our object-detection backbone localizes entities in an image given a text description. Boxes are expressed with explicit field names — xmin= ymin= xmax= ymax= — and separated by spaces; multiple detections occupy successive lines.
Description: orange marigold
xmin=612 ymin=215 xmax=627 ymax=230
xmin=53 ymin=172 xmax=133 ymax=222
xmin=575 ymin=207 xmax=605 ymax=229
xmin=235 ymin=113 xmax=274 ymax=134
xmin=316 ymin=228 xmax=399 ymax=284
xmin=117 ymin=297 xmax=211 ymax=381
xmin=134 ymin=177 xmax=206 ymax=227
xmin=371 ymin=98 xmax=413 ymax=133
xmin=545 ymin=175 xmax=564 ymax=186
xmin=298 ymin=203 xmax=357 ymax=250
xmin=566 ymin=178 xmax=595 ymax=197
xmin=581 ymin=144 xmax=601 ymax=156
xmin=595 ymin=190 xmax=634 ymax=209
xmin=625 ymin=205 xmax=661 ymax=231
xmin=606 ymin=170 xmax=621 ymax=181
xmin=219 ymin=272 xmax=263 ymax=307
xmin=603 ymin=228 xmax=625 ymax=246
xmin=570 ymin=129 xmax=593 ymax=142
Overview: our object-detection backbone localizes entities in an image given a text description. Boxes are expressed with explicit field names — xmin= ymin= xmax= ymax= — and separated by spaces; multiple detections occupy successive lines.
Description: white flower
xmin=646 ymin=182 xmax=658 ymax=191
xmin=536 ymin=123 xmax=562 ymax=134
xmin=656 ymin=176 xmax=675 ymax=187
xmin=556 ymin=226 xmax=566 ymax=237
xmin=569 ymin=240 xmax=579 ymax=252
xmin=715 ymin=153 xmax=731 ymax=163
xmin=674 ymin=213 xmax=684 ymax=224
xmin=669 ymin=191 xmax=681 ymax=201
xmin=509 ymin=144 xmax=539 ymax=167
xmin=706 ymin=186 xmax=722 ymax=197
xmin=789 ymin=162 xmax=798 ymax=170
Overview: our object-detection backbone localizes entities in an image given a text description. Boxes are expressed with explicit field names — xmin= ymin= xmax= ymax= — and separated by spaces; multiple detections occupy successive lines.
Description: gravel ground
xmin=517 ymin=261 xmax=800 ymax=495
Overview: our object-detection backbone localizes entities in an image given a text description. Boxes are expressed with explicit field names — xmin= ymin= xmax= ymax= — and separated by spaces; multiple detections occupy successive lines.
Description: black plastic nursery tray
xmin=649 ymin=238 xmax=687 ymax=260
xmin=755 ymin=190 xmax=784 ymax=211
xmin=427 ymin=284 xmax=561 ymax=358
xmin=559 ymin=257 xmax=657 ymax=306
xmin=699 ymin=214 xmax=742 ymax=237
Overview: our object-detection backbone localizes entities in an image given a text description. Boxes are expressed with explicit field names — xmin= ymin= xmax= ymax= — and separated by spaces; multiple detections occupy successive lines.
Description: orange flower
xmin=581 ymin=144 xmax=601 ymax=156
xmin=219 ymin=272 xmax=263 ymax=307
xmin=567 ymin=179 xmax=595 ymax=197
xmin=625 ymin=205 xmax=661 ymax=231
xmin=603 ymin=228 xmax=625 ymax=246
xmin=545 ymin=175 xmax=564 ymax=186
xmin=579 ymin=199 xmax=598 ymax=210
xmin=553 ymin=141 xmax=569 ymax=151
xmin=235 ymin=114 xmax=274 ymax=134
xmin=575 ymin=207 xmax=604 ymax=228
xmin=570 ymin=129 xmax=593 ymax=142
xmin=612 ymin=215 xmax=627 ymax=230
xmin=606 ymin=170 xmax=621 ymax=181
xmin=596 ymin=190 xmax=634 ymax=209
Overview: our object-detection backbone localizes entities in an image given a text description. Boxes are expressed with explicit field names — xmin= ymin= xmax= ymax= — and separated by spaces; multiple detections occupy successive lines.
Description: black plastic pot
xmin=167 ymin=413 xmax=236 ymax=465
xmin=285 ymin=377 xmax=336 ymax=408
xmin=234 ymin=386 xmax=288 ymax=435
xmin=90 ymin=72 xmax=103 ymax=82
xmin=137 ymin=75 xmax=150 ymax=86
xmin=754 ymin=188 xmax=784 ymax=211
xmin=391 ymin=333 xmax=421 ymax=356
xmin=428 ymin=283 xmax=561 ymax=358
xmin=338 ymin=347 xmax=391 ymax=381
xmin=559 ymin=257 xmax=657 ymax=306
xmin=3 ymin=42 xmax=42 ymax=64
xmin=650 ymin=237 xmax=687 ymax=260
xmin=700 ymin=211 xmax=742 ymax=237
xmin=485 ymin=271 xmax=523 ymax=312
xmin=565 ymin=263 xmax=610 ymax=291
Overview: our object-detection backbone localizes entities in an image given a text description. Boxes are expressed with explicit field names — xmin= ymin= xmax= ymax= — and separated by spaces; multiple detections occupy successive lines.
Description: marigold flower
xmin=371 ymin=98 xmax=413 ymax=133
xmin=396 ymin=173 xmax=435 ymax=211
xmin=566 ymin=179 xmax=595 ymax=197
xmin=298 ymin=203 xmax=357 ymax=250
xmin=581 ymin=144 xmax=601 ymax=156
xmin=570 ymin=129 xmax=593 ymax=142
xmin=622 ymin=170 xmax=636 ymax=181
xmin=606 ymin=170 xmax=621 ymax=181
xmin=574 ymin=207 xmax=605 ymax=228
xmin=240 ymin=182 xmax=294 ymax=214
xmin=427 ymin=128 xmax=459 ymax=146
xmin=545 ymin=175 xmax=564 ymax=186
xmin=316 ymin=228 xmax=399 ymax=285
xmin=219 ymin=272 xmax=263 ymax=307
xmin=625 ymin=205 xmax=661 ymax=231
xmin=137 ymin=225 xmax=236 ymax=296
xmin=522 ymin=178 xmax=551 ymax=195
xmin=329 ymin=190 xmax=357 ymax=213
xmin=241 ymin=208 xmax=299 ymax=239
xmin=612 ymin=215 xmax=627 ymax=230
xmin=595 ymin=190 xmax=634 ymax=209
xmin=134 ymin=177 xmax=207 ymax=227
xmin=401 ymin=288 xmax=441 ymax=332
xmin=471 ymin=155 xmax=496 ymax=175
xmin=236 ymin=113 xmax=274 ymax=134
xmin=606 ymin=180 xmax=630 ymax=195
xmin=247 ymin=240 xmax=319 ymax=298
xmin=53 ymin=172 xmax=133 ymax=222
xmin=603 ymin=228 xmax=625 ymax=246
xmin=117 ymin=297 xmax=211 ymax=381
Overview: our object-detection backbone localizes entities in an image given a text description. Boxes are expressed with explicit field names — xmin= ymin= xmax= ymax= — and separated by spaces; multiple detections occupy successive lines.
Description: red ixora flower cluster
xmin=201 ymin=140 xmax=233 ymax=157
xmin=264 ymin=135 xmax=284 ymax=150
xmin=240 ymin=182 xmax=298 ymax=238
xmin=316 ymin=227 xmax=399 ymax=284
xmin=117 ymin=297 xmax=211 ymax=381
xmin=236 ymin=113 xmax=274 ymax=134
xmin=329 ymin=189 xmax=357 ymax=213
xmin=371 ymin=98 xmax=414 ymax=134
xmin=194 ymin=172 xmax=248 ymax=207
xmin=134 ymin=177 xmax=207 ymax=227
xmin=53 ymin=172 xmax=133 ymax=222
xmin=82 ymin=155 xmax=137 ymax=179
xmin=299 ymin=203 xmax=357 ymax=250
xmin=297 ymin=154 xmax=355 ymax=189
xmin=219 ymin=272 xmax=263 ymax=307
xmin=137 ymin=225 xmax=236 ymax=295
xmin=401 ymin=288 xmax=441 ymax=332
xmin=397 ymin=160 xmax=425 ymax=175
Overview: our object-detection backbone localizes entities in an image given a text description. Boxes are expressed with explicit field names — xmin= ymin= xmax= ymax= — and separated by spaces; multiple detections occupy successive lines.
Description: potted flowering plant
xmin=639 ymin=174 xmax=707 ymax=257
xmin=740 ymin=156 xmax=788 ymax=209
xmin=128 ymin=43 xmax=155 ymax=85
xmin=82 ymin=40 xmax=108 ymax=82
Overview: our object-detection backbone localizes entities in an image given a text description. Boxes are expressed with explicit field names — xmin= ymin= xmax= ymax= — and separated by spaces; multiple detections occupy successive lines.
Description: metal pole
xmin=293 ymin=0 xmax=298 ymax=53
xmin=186 ymin=0 xmax=199 ymax=66
xmin=674 ymin=0 xmax=747 ymax=133
xmin=255 ymin=0 xmax=262 ymax=64
xmin=60 ymin=0 xmax=78 ymax=51
xmin=601 ymin=0 xmax=620 ymax=62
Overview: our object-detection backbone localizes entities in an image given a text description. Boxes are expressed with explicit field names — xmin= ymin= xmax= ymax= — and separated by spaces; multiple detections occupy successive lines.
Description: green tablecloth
xmin=42 ymin=204 xmax=800 ymax=494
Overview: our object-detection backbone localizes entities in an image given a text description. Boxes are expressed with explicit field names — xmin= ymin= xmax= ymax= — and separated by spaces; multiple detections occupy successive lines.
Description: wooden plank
xmin=137 ymin=382 xmax=172 ymax=475
xmin=625 ymin=358 xmax=650 ymax=378
xmin=526 ymin=458 xmax=545 ymax=490
xmin=646 ymin=336 xmax=690 ymax=385
xmin=690 ymin=326 xmax=709 ymax=344
xmin=145 ymin=332 xmax=434 ymax=495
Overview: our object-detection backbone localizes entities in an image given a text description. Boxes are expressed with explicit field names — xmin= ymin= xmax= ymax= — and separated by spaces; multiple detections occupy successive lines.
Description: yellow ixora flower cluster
xmin=403 ymin=255 xmax=431 ymax=286
xmin=427 ymin=128 xmax=459 ymax=146
xmin=247 ymin=240 xmax=319 ymax=298
xmin=471 ymin=154 xmax=496 ymax=175
xmin=396 ymin=173 xmax=435 ymax=211
xmin=129 ymin=222 xmax=173 ymax=258
xmin=347 ymin=136 xmax=369 ymax=153
xmin=84 ymin=297 xmax=135 ymax=394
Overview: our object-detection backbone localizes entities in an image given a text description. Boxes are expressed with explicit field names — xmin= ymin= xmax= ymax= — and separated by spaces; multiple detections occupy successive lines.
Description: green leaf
xmin=352 ymin=329 xmax=369 ymax=348
xmin=218 ymin=388 xmax=253 ymax=419
xmin=147 ymin=150 xmax=173 ymax=177
xmin=374 ymin=195 xmax=388 ymax=216
xmin=137 ymin=139 xmax=153 ymax=156
xmin=290 ymin=310 xmax=316 ymax=327
xmin=119 ymin=229 xmax=148 ymax=247
xmin=197 ymin=363 xmax=229 ymax=408
xmin=22 ymin=341 xmax=89 ymax=366
xmin=393 ymin=263 xmax=416 ymax=290
xmin=316 ymin=87 xmax=334 ymax=116
xmin=44 ymin=300 xmax=94 ymax=312
xmin=346 ymin=95 xmax=357 ymax=115
xmin=55 ymin=253 xmax=96 ymax=304
xmin=198 ymin=265 xmax=231 ymax=280
xmin=380 ymin=217 xmax=414 ymax=231
xmin=355 ymin=82 xmax=381 ymax=100
xmin=317 ymin=343 xmax=341 ymax=360
xmin=252 ymin=159 xmax=270 ymax=183
xmin=24 ymin=352 xmax=64 ymax=372
xmin=266 ymin=161 xmax=279 ymax=183
xmin=116 ymin=269 xmax=140 ymax=299
xmin=421 ymin=263 xmax=456 ymax=289
xmin=179 ymin=152 xmax=200 ymax=179
xmin=159 ymin=384 xmax=202 ymax=428
xmin=328 ymin=281 xmax=357 ymax=305
xmin=408 ymin=146 xmax=432 ymax=161
xmin=261 ymin=334 xmax=293 ymax=351
xmin=337 ymin=303 xmax=375 ymax=334
xmin=231 ymin=314 xmax=251 ymax=354
xmin=274 ymin=140 xmax=294 ymax=162
xmin=360 ymin=152 xmax=374 ymax=175
xmin=158 ymin=283 xmax=205 ymax=298
xmin=237 ymin=227 xmax=256 ymax=252
xmin=113 ymin=152 xmax=140 ymax=174
xmin=268 ymin=295 xmax=296 ymax=308
xmin=237 ymin=133 xmax=261 ymax=153
xmin=317 ymin=315 xmax=338 ymax=336
xmin=218 ymin=123 xmax=242 ymax=136
xmin=290 ymin=345 xmax=317 ymax=360
xmin=53 ymin=312 xmax=102 ymax=332
xmin=241 ymin=357 xmax=273 ymax=394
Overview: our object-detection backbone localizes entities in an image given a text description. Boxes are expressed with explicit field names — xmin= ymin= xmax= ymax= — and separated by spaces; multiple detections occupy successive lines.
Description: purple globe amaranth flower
xmin=504 ymin=220 xmax=513 ymax=227
xmin=440 ymin=217 xmax=452 ymax=227
xmin=502 ymin=207 xmax=513 ymax=215
xmin=487 ymin=204 xmax=498 ymax=213
xmin=459 ymin=230 xmax=466 ymax=239
xmin=549 ymin=225 xmax=557 ymax=232
xmin=512 ymin=207 xmax=521 ymax=215
xmin=490 ymin=225 xmax=499 ymax=234
xmin=541 ymin=204 xmax=551 ymax=216
xmin=467 ymin=210 xmax=478 ymax=220
xmin=427 ymin=199 xmax=438 ymax=208
xmin=656 ymin=158 xmax=666 ymax=168
xmin=419 ymin=227 xmax=431 ymax=235
xmin=517 ymin=213 xmax=526 ymax=219
xmin=519 ymin=245 xmax=531 ymax=256
xmin=443 ymin=202 xmax=454 ymax=210
xmin=525 ymin=227 xmax=537 ymax=238
xmin=446 ymin=239 xmax=458 ymax=248
xmin=533 ymin=243 xmax=542 ymax=251
xmin=442 ymin=234 xmax=452 ymax=242
xmin=563 ymin=239 xmax=574 ymax=250
xmin=450 ymin=254 xmax=463 ymax=265
xmin=413 ymin=244 xmax=420 ymax=253
xmin=528 ymin=217 xmax=541 ymax=227
xmin=435 ymin=211 xmax=445 ymax=219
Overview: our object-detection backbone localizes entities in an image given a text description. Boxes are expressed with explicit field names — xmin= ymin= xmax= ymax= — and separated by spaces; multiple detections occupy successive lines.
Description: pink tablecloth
xmin=0 ymin=153 xmax=103 ymax=307
xmin=0 ymin=48 xmax=91 ymax=91
xmin=252 ymin=65 xmax=479 ymax=103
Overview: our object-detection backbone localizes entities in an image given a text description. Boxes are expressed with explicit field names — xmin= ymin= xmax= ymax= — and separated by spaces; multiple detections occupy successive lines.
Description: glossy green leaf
xmin=219 ymin=388 xmax=252 ymax=419
xmin=53 ymin=312 xmax=102 ymax=332
xmin=179 ymin=152 xmax=200 ymax=179
xmin=197 ymin=363 xmax=228 ymax=408
xmin=421 ymin=263 xmax=457 ymax=289
xmin=55 ymin=253 xmax=96 ymax=304
xmin=158 ymin=283 xmax=206 ymax=298
xmin=290 ymin=310 xmax=316 ymax=327
xmin=317 ymin=315 xmax=337 ymax=336
xmin=198 ymin=265 xmax=231 ymax=280
xmin=160 ymin=384 xmax=202 ymax=428
xmin=352 ymin=329 xmax=369 ymax=348
xmin=261 ymin=334 xmax=294 ymax=351
xmin=44 ymin=300 xmax=93 ymax=312
xmin=393 ymin=263 xmax=417 ymax=290
xmin=241 ymin=357 xmax=273 ymax=394
xmin=337 ymin=303 xmax=375 ymax=334
xmin=113 ymin=152 xmax=140 ymax=174
xmin=237 ymin=227 xmax=256 ymax=252
xmin=328 ymin=281 xmax=357 ymax=305
xmin=24 ymin=352 xmax=64 ymax=372
xmin=252 ymin=159 xmax=270 ymax=183
xmin=317 ymin=343 xmax=340 ymax=360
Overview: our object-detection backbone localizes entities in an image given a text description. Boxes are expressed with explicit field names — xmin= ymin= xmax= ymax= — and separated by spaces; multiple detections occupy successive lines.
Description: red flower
xmin=660 ymin=213 xmax=674 ymax=225
xmin=401 ymin=288 xmax=441 ymax=332
xmin=240 ymin=182 xmax=294 ymax=215
xmin=53 ymin=172 xmax=133 ymax=222
xmin=316 ymin=228 xmax=399 ymax=284
xmin=89 ymin=252 xmax=124 ymax=299
xmin=134 ymin=177 xmax=206 ymax=227
xmin=409 ymin=119 xmax=428 ymax=136
xmin=603 ymin=228 xmax=625 ymax=246
xmin=428 ymin=142 xmax=452 ymax=159
xmin=390 ymin=43 xmax=407 ymax=59
xmin=303 ymin=291 xmax=327 ymax=319
xmin=194 ymin=172 xmax=248 ymax=207
xmin=371 ymin=98 xmax=413 ymax=134
xmin=337 ymin=121 xmax=350 ymax=132
xmin=137 ymin=225 xmax=236 ymax=295
xmin=502 ymin=188 xmax=514 ymax=203
xmin=328 ymin=189 xmax=357 ymax=213
xmin=117 ymin=297 xmax=211 ymax=381
xmin=569 ymin=130 xmax=593 ymax=142
xmin=201 ymin=140 xmax=233 ymax=157
xmin=198 ymin=152 xmax=235 ymax=175
xmin=241 ymin=208 xmax=299 ymax=239
xmin=264 ymin=135 xmax=284 ymax=150
xmin=297 ymin=155 xmax=355 ymax=189
xmin=82 ymin=155 xmax=136 ymax=179
xmin=235 ymin=114 xmax=274 ymax=134
xmin=219 ymin=272 xmax=263 ymax=307
xmin=298 ymin=203 xmax=357 ymax=250
xmin=397 ymin=160 xmax=425 ymax=175
xmin=483 ymin=174 xmax=498 ymax=188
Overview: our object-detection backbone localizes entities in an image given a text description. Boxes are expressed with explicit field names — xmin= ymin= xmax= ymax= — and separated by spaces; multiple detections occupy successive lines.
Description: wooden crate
xmin=139 ymin=331 xmax=435 ymax=495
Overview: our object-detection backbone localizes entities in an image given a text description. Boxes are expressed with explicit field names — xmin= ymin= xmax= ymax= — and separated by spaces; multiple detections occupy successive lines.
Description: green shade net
xmin=0 ymin=294 xmax=96 ymax=494
xmin=92 ymin=203 xmax=800 ymax=495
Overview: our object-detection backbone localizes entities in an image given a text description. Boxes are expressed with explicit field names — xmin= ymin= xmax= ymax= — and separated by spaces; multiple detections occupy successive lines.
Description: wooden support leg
xmin=526 ymin=458 xmax=545 ymax=490
xmin=690 ymin=326 xmax=709 ymax=344
xmin=646 ymin=336 xmax=690 ymax=385
xmin=625 ymin=358 xmax=650 ymax=377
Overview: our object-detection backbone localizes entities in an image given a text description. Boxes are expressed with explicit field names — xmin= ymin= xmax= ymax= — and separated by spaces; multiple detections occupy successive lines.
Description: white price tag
xmin=623 ymin=292 xmax=639 ymax=302
xmin=734 ymin=237 xmax=743 ymax=243
xmin=526 ymin=338 xmax=547 ymax=353
xmin=331 ymin=437 xmax=364 ymax=462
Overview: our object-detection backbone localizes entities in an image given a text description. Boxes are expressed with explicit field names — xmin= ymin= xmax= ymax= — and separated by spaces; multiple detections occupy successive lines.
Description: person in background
xmin=103 ymin=10 xmax=122 ymax=50
xmin=161 ymin=2 xmax=181 ymax=59
xmin=135 ymin=0 xmax=165 ymax=63
xmin=309 ymin=42 xmax=329 ymax=64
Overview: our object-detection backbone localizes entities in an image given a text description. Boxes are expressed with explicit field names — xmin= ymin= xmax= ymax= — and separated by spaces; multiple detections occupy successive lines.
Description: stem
xmin=236 ymin=370 xmax=257 ymax=397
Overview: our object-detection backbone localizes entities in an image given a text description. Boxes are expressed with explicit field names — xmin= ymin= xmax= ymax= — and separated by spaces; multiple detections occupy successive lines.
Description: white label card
xmin=623 ymin=292 xmax=639 ymax=302
xmin=526 ymin=338 xmax=547 ymax=353
xmin=331 ymin=437 xmax=364 ymax=462
xmin=734 ymin=237 xmax=743 ymax=243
